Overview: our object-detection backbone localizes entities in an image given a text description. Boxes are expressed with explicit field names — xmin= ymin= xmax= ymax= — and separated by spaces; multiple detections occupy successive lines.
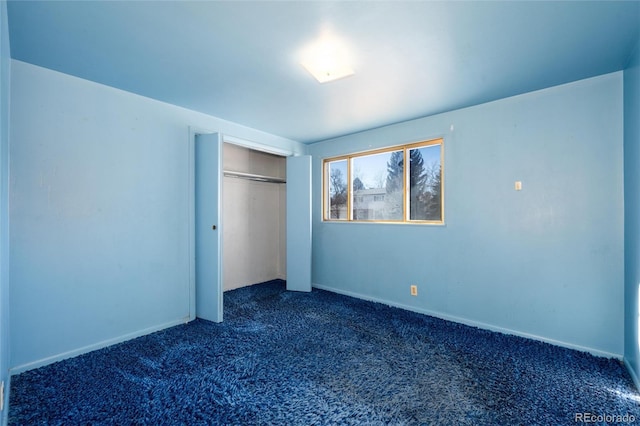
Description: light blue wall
xmin=624 ymin=40 xmax=640 ymax=387
xmin=9 ymin=60 xmax=304 ymax=372
xmin=309 ymin=73 xmax=624 ymax=357
xmin=0 ymin=0 xmax=8 ymax=422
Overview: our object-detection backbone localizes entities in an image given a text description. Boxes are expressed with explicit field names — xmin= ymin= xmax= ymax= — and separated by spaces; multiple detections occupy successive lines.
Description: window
xmin=323 ymin=138 xmax=443 ymax=223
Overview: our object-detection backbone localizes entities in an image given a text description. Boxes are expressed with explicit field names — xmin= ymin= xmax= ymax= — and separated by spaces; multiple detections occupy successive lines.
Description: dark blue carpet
xmin=9 ymin=280 xmax=640 ymax=425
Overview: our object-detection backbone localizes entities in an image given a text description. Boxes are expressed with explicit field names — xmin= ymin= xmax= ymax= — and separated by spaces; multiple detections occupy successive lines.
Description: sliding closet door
xmin=286 ymin=155 xmax=312 ymax=292
xmin=195 ymin=133 xmax=223 ymax=322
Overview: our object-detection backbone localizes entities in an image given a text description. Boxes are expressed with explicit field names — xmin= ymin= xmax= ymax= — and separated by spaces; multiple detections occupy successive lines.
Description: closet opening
xmin=222 ymin=142 xmax=287 ymax=292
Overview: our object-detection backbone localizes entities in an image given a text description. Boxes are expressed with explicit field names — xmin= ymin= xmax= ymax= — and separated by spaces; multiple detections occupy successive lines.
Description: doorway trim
xmin=189 ymin=129 xmax=298 ymax=322
xmin=223 ymin=134 xmax=295 ymax=157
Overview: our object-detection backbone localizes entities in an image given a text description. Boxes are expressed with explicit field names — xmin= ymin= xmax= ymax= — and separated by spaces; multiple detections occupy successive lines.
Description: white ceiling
xmin=7 ymin=1 xmax=640 ymax=144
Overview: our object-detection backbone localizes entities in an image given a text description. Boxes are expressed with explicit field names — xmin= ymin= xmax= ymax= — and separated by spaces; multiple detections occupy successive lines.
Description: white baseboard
xmin=10 ymin=317 xmax=191 ymax=375
xmin=312 ymin=283 xmax=622 ymax=360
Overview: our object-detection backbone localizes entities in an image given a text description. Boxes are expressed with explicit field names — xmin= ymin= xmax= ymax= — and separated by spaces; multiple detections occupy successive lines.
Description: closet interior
xmin=222 ymin=142 xmax=286 ymax=291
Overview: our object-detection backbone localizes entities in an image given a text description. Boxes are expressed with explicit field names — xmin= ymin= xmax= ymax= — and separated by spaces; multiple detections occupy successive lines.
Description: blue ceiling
xmin=7 ymin=1 xmax=640 ymax=144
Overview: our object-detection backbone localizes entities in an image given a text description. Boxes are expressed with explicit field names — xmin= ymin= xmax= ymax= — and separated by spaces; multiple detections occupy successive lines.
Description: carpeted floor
xmin=8 ymin=280 xmax=640 ymax=425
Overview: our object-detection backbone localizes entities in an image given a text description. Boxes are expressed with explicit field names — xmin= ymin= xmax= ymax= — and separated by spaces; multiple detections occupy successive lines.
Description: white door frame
xmin=189 ymin=130 xmax=301 ymax=322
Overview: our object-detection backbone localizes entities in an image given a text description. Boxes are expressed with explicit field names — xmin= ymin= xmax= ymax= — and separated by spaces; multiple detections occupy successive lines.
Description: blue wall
xmin=624 ymin=40 xmax=640 ymax=388
xmin=309 ymin=73 xmax=624 ymax=357
xmin=9 ymin=60 xmax=304 ymax=372
xmin=0 ymin=0 xmax=9 ymax=422
xmin=0 ymin=2 xmax=8 ymax=424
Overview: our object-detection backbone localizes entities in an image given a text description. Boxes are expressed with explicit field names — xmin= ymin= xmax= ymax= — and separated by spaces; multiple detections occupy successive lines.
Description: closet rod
xmin=223 ymin=170 xmax=286 ymax=184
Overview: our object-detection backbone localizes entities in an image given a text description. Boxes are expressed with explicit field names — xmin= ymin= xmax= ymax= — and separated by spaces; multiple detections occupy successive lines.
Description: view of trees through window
xmin=353 ymin=150 xmax=402 ymax=220
xmin=409 ymin=145 xmax=442 ymax=221
xmin=327 ymin=159 xmax=347 ymax=219
xmin=324 ymin=139 xmax=443 ymax=223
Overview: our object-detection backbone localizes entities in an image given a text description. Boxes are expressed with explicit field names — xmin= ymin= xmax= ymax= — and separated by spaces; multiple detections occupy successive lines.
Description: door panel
xmin=286 ymin=155 xmax=312 ymax=292
xmin=195 ymin=133 xmax=223 ymax=322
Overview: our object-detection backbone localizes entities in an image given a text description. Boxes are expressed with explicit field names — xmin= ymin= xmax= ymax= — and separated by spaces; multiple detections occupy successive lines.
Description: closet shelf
xmin=223 ymin=170 xmax=286 ymax=184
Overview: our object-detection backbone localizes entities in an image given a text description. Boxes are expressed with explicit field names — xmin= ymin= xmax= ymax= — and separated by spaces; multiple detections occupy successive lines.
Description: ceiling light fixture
xmin=300 ymin=32 xmax=355 ymax=84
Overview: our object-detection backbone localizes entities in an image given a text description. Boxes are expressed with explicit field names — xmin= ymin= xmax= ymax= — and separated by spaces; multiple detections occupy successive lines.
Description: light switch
xmin=515 ymin=181 xmax=522 ymax=191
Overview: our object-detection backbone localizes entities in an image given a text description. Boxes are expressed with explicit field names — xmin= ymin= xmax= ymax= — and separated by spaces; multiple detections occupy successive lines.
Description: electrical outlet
xmin=410 ymin=285 xmax=418 ymax=296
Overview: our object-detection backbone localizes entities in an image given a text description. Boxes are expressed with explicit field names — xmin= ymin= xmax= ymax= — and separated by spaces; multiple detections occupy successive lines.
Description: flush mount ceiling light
xmin=300 ymin=32 xmax=355 ymax=84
